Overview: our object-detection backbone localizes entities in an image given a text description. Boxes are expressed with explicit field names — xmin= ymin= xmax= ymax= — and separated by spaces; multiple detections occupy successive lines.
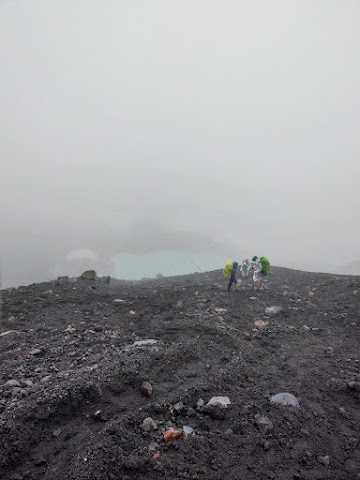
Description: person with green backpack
xmin=251 ymin=256 xmax=270 ymax=289
xmin=223 ymin=261 xmax=239 ymax=292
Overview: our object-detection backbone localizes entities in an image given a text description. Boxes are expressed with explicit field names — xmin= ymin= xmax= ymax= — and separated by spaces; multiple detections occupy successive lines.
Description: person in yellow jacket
xmin=223 ymin=261 xmax=239 ymax=291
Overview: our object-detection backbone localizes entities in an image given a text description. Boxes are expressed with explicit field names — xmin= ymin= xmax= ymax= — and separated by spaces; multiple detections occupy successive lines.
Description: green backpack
xmin=260 ymin=257 xmax=270 ymax=276
xmin=223 ymin=261 xmax=234 ymax=280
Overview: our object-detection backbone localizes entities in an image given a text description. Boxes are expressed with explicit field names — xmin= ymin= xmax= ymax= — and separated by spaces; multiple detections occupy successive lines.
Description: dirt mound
xmin=0 ymin=267 xmax=360 ymax=480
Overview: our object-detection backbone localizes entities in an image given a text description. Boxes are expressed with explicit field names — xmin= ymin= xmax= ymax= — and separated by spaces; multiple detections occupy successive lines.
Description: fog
xmin=1 ymin=0 xmax=360 ymax=287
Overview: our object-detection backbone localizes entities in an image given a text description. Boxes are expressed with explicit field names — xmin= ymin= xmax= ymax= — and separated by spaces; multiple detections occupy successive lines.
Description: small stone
xmin=140 ymin=381 xmax=153 ymax=397
xmin=42 ymin=290 xmax=53 ymax=295
xmin=353 ymin=290 xmax=358 ymax=295
xmin=255 ymin=415 xmax=273 ymax=434
xmin=34 ymin=456 xmax=47 ymax=467
xmin=303 ymin=325 xmax=311 ymax=331
xmin=29 ymin=348 xmax=42 ymax=356
xmin=81 ymin=270 xmax=97 ymax=280
xmin=141 ymin=417 xmax=158 ymax=432
xmin=308 ymin=291 xmax=315 ymax=297
xmin=40 ymin=375 xmax=52 ymax=384
xmin=93 ymin=325 xmax=103 ymax=332
xmin=265 ymin=306 xmax=282 ymax=316
xmin=182 ymin=426 xmax=194 ymax=435
xmin=52 ymin=429 xmax=62 ymax=438
xmin=113 ymin=299 xmax=126 ymax=305
xmin=163 ymin=429 xmax=181 ymax=442
xmin=148 ymin=441 xmax=160 ymax=452
xmin=249 ymin=297 xmax=257 ymax=301
xmin=347 ymin=381 xmax=360 ymax=391
xmin=0 ymin=330 xmax=20 ymax=337
xmin=270 ymin=392 xmax=300 ymax=408
xmin=196 ymin=398 xmax=205 ymax=409
xmin=5 ymin=380 xmax=21 ymax=388
xmin=93 ymin=409 xmax=105 ymax=421
xmin=318 ymin=455 xmax=330 ymax=467
xmin=255 ymin=320 xmax=269 ymax=328
xmin=173 ymin=401 xmax=186 ymax=415
xmin=131 ymin=339 xmax=157 ymax=348
xmin=338 ymin=407 xmax=346 ymax=416
xmin=214 ymin=308 xmax=227 ymax=314
xmin=8 ymin=316 xmax=16 ymax=322
xmin=182 ymin=426 xmax=194 ymax=441
xmin=263 ymin=440 xmax=272 ymax=451
xmin=20 ymin=379 xmax=33 ymax=388
xmin=225 ymin=428 xmax=234 ymax=435
xmin=206 ymin=396 xmax=231 ymax=408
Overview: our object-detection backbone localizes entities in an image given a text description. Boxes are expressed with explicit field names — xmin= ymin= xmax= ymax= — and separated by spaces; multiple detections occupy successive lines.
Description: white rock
xmin=125 ymin=339 xmax=158 ymax=351
xmin=265 ymin=306 xmax=282 ymax=316
xmin=0 ymin=330 xmax=20 ymax=337
xmin=132 ymin=339 xmax=157 ymax=347
xmin=206 ymin=396 xmax=231 ymax=408
xmin=270 ymin=392 xmax=300 ymax=408
xmin=4 ymin=380 xmax=20 ymax=388
xmin=182 ymin=426 xmax=194 ymax=435
xmin=113 ymin=299 xmax=126 ymax=305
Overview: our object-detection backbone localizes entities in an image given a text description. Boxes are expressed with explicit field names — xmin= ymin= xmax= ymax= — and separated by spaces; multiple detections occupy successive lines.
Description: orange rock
xmin=163 ymin=429 xmax=181 ymax=443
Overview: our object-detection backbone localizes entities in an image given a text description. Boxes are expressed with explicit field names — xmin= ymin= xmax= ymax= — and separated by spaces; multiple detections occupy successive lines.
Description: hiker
xmin=251 ymin=256 xmax=270 ymax=289
xmin=240 ymin=258 xmax=251 ymax=278
xmin=223 ymin=261 xmax=239 ymax=291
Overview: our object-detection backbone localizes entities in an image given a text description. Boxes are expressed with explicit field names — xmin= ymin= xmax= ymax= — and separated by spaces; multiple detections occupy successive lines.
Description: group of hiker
xmin=224 ymin=256 xmax=270 ymax=291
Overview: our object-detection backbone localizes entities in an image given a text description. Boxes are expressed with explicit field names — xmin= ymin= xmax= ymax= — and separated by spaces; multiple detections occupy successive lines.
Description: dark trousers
xmin=228 ymin=271 xmax=237 ymax=291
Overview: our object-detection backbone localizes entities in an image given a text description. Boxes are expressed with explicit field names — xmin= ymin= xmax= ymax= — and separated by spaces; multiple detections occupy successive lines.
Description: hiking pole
xmin=189 ymin=260 xmax=210 ymax=279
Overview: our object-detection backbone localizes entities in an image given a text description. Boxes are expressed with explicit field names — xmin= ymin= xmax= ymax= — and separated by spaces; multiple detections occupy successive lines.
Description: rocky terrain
xmin=0 ymin=267 xmax=360 ymax=480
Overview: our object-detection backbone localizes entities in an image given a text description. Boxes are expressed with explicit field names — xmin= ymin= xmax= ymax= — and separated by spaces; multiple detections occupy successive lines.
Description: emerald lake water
xmin=114 ymin=250 xmax=226 ymax=280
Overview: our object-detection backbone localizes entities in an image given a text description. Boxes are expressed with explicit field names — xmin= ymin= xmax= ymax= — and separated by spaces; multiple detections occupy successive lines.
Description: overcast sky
xmin=1 ymin=0 xmax=359 ymax=286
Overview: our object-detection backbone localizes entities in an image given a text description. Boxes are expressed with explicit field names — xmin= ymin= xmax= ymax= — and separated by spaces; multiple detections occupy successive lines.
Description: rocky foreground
xmin=0 ymin=267 xmax=360 ymax=480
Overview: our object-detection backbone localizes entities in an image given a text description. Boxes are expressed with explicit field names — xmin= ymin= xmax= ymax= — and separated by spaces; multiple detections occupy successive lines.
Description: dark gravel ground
xmin=0 ymin=266 xmax=360 ymax=480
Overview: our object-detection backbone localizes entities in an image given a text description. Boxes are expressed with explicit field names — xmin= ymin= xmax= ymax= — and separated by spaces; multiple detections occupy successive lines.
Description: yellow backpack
xmin=223 ymin=261 xmax=234 ymax=280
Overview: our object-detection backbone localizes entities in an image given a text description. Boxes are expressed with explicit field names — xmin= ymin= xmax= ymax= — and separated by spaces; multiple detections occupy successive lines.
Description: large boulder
xmin=80 ymin=270 xmax=97 ymax=281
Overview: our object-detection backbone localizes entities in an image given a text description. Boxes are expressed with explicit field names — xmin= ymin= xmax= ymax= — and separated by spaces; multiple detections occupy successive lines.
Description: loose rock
xmin=270 ymin=392 xmax=300 ymax=408
xmin=140 ymin=381 xmax=153 ymax=397
xmin=163 ymin=429 xmax=181 ymax=443
xmin=81 ymin=270 xmax=97 ymax=280
xmin=206 ymin=396 xmax=231 ymax=408
xmin=141 ymin=417 xmax=158 ymax=432
xmin=5 ymin=379 xmax=21 ymax=388
xmin=29 ymin=348 xmax=42 ymax=356
xmin=265 ymin=306 xmax=283 ymax=316
xmin=148 ymin=441 xmax=160 ymax=453
xmin=255 ymin=415 xmax=274 ymax=434
xmin=113 ymin=299 xmax=126 ymax=305
xmin=318 ymin=455 xmax=330 ymax=467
